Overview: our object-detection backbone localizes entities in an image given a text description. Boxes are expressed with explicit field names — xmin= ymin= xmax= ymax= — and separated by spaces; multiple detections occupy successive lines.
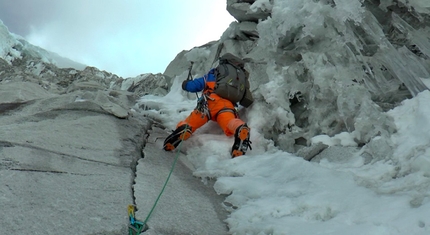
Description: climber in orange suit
xmin=163 ymin=68 xmax=251 ymax=158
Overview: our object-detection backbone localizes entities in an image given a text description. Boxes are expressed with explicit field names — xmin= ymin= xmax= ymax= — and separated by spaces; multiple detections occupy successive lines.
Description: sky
xmin=0 ymin=0 xmax=235 ymax=78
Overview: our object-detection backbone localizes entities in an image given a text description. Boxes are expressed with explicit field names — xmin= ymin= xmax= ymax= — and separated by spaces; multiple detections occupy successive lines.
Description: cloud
xmin=0 ymin=0 xmax=235 ymax=77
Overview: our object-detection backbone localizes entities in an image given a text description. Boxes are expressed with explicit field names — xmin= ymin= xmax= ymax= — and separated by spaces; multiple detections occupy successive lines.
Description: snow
xmin=137 ymin=73 xmax=430 ymax=234
xmin=0 ymin=19 xmax=84 ymax=70
xmin=133 ymin=1 xmax=430 ymax=233
xmin=0 ymin=20 xmax=22 ymax=63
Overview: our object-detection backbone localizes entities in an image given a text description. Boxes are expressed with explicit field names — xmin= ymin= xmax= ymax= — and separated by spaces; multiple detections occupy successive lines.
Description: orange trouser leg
xmin=217 ymin=112 xmax=245 ymax=137
xmin=177 ymin=110 xmax=208 ymax=133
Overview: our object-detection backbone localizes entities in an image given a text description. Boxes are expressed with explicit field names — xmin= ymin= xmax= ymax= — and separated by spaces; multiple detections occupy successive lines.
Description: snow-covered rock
xmin=163 ymin=0 xmax=430 ymax=154
xmin=227 ymin=0 xmax=271 ymax=22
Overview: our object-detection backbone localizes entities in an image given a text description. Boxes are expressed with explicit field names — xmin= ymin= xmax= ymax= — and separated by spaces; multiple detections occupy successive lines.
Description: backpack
xmin=213 ymin=53 xmax=254 ymax=107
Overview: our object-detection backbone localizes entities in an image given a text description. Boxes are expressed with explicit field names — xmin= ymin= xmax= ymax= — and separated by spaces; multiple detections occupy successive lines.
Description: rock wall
xmin=0 ymin=17 xmax=225 ymax=233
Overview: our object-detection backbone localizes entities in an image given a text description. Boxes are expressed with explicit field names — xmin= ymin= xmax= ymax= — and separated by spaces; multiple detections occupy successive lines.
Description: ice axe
xmin=185 ymin=61 xmax=199 ymax=100
xmin=186 ymin=61 xmax=194 ymax=81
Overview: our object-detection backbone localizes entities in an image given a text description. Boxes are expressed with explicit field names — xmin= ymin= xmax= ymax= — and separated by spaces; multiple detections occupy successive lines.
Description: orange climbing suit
xmin=177 ymin=69 xmax=246 ymax=138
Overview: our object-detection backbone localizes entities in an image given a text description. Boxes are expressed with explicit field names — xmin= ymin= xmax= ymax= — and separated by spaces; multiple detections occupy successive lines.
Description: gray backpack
xmin=213 ymin=53 xmax=254 ymax=107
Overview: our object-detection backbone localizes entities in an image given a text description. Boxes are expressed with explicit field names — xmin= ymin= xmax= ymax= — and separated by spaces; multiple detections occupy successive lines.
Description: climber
xmin=163 ymin=53 xmax=253 ymax=158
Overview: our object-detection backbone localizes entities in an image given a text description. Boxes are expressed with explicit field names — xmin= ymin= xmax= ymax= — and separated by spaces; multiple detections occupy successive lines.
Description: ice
xmin=380 ymin=0 xmax=430 ymax=14
xmin=246 ymin=0 xmax=430 ymax=151
xmin=376 ymin=46 xmax=429 ymax=96
xmin=0 ymin=20 xmax=22 ymax=63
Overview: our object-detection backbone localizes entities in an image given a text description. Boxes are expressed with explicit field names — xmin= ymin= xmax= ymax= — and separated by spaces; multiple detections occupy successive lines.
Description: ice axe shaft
xmin=187 ymin=61 xmax=194 ymax=81
xmin=185 ymin=61 xmax=199 ymax=99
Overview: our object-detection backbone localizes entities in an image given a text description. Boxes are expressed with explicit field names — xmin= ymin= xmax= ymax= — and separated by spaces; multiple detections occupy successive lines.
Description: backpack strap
xmin=212 ymin=43 xmax=224 ymax=66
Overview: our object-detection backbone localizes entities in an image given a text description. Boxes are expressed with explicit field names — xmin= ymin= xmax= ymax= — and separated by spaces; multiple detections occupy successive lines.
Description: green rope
xmin=133 ymin=124 xmax=190 ymax=234
xmin=142 ymin=144 xmax=182 ymax=226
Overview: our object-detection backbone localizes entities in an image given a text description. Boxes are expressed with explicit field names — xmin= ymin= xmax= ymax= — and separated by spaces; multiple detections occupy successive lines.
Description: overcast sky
xmin=0 ymin=0 xmax=235 ymax=77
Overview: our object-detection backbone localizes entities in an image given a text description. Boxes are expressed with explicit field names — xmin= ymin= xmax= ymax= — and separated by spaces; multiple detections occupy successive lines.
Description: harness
xmin=196 ymin=93 xmax=213 ymax=120
xmin=196 ymin=91 xmax=238 ymax=122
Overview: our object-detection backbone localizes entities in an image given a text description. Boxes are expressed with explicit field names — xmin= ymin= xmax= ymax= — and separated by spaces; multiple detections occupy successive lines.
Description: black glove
xmin=182 ymin=80 xmax=188 ymax=90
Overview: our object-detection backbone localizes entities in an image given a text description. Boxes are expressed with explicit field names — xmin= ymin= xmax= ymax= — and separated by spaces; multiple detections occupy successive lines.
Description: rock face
xmin=0 ymin=100 xmax=149 ymax=234
xmin=164 ymin=0 xmax=430 ymax=157
xmin=0 ymin=19 xmax=227 ymax=234
xmin=0 ymin=25 xmax=151 ymax=234
xmin=227 ymin=0 xmax=271 ymax=22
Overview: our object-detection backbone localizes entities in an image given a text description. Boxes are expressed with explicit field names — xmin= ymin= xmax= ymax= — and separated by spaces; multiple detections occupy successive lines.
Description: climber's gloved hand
xmin=182 ymin=80 xmax=188 ymax=90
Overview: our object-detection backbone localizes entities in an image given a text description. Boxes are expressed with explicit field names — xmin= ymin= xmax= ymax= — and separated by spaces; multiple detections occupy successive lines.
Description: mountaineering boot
xmin=163 ymin=125 xmax=192 ymax=151
xmin=231 ymin=124 xmax=252 ymax=158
